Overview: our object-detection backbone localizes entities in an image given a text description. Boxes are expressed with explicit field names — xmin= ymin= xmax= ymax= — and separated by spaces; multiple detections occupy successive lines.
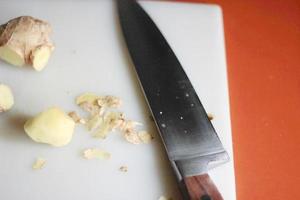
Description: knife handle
xmin=184 ymin=173 xmax=223 ymax=200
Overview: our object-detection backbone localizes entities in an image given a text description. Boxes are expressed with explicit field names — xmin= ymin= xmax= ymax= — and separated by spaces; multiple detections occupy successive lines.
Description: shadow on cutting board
xmin=0 ymin=112 xmax=32 ymax=144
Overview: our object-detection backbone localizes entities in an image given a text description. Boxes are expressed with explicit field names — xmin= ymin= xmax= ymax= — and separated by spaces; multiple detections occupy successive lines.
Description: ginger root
xmin=0 ymin=16 xmax=54 ymax=71
xmin=24 ymin=107 xmax=75 ymax=147
xmin=0 ymin=84 xmax=14 ymax=113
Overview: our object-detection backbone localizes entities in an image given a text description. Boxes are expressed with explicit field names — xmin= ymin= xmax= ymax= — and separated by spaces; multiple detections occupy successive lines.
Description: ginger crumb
xmin=123 ymin=131 xmax=142 ymax=144
xmin=138 ymin=131 xmax=154 ymax=144
xmin=119 ymin=166 xmax=128 ymax=172
xmin=32 ymin=158 xmax=46 ymax=170
xmin=104 ymin=96 xmax=122 ymax=108
xmin=82 ymin=148 xmax=111 ymax=160
xmin=76 ymin=93 xmax=99 ymax=105
xmin=207 ymin=113 xmax=214 ymax=120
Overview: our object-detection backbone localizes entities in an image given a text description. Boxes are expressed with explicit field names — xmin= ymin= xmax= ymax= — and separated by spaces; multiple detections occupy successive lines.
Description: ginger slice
xmin=97 ymin=96 xmax=122 ymax=108
xmin=93 ymin=112 xmax=124 ymax=139
xmin=86 ymin=114 xmax=103 ymax=131
xmin=76 ymin=93 xmax=121 ymax=108
xmin=119 ymin=120 xmax=142 ymax=133
xmin=79 ymin=101 xmax=100 ymax=115
xmin=123 ymin=131 xmax=142 ymax=145
xmin=123 ymin=130 xmax=153 ymax=145
xmin=138 ymin=131 xmax=154 ymax=144
xmin=82 ymin=148 xmax=111 ymax=160
xmin=119 ymin=120 xmax=145 ymax=144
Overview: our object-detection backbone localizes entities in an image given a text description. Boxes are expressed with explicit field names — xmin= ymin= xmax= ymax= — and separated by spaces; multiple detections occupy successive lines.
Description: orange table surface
xmin=171 ymin=0 xmax=300 ymax=199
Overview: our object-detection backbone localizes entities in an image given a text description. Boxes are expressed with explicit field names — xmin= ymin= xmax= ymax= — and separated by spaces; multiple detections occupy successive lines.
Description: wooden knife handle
xmin=184 ymin=173 xmax=223 ymax=200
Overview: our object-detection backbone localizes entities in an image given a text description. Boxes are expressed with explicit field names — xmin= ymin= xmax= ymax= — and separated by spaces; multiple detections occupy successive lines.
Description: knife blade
xmin=117 ymin=0 xmax=229 ymax=199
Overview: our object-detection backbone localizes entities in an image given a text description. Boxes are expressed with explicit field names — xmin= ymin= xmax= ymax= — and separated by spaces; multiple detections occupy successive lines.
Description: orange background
xmin=173 ymin=0 xmax=300 ymax=199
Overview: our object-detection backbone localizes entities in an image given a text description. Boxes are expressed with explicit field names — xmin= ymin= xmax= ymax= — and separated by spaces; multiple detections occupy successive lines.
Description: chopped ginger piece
xmin=77 ymin=93 xmax=121 ymax=109
xmin=86 ymin=114 xmax=103 ymax=131
xmin=119 ymin=166 xmax=128 ymax=172
xmin=105 ymin=112 xmax=125 ymax=130
xmin=79 ymin=101 xmax=100 ymax=115
xmin=82 ymin=148 xmax=111 ymax=160
xmin=99 ymin=96 xmax=122 ymax=108
xmin=76 ymin=93 xmax=99 ymax=105
xmin=120 ymin=120 xmax=145 ymax=144
xmin=124 ymin=131 xmax=142 ymax=144
xmin=93 ymin=112 xmax=124 ymax=139
xmin=68 ymin=111 xmax=85 ymax=124
xmin=119 ymin=120 xmax=142 ymax=132
xmin=93 ymin=120 xmax=111 ymax=139
xmin=138 ymin=131 xmax=154 ymax=144
xmin=32 ymin=158 xmax=46 ymax=170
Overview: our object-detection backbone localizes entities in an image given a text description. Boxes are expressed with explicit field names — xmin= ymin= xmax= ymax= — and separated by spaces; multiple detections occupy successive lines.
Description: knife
xmin=117 ymin=0 xmax=229 ymax=199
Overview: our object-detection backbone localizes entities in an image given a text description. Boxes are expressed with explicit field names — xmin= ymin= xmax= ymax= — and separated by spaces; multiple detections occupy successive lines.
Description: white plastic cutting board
xmin=0 ymin=0 xmax=236 ymax=199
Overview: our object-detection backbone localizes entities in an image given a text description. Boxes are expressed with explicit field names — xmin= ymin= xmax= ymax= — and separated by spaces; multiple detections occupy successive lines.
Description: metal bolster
xmin=171 ymin=150 xmax=229 ymax=181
